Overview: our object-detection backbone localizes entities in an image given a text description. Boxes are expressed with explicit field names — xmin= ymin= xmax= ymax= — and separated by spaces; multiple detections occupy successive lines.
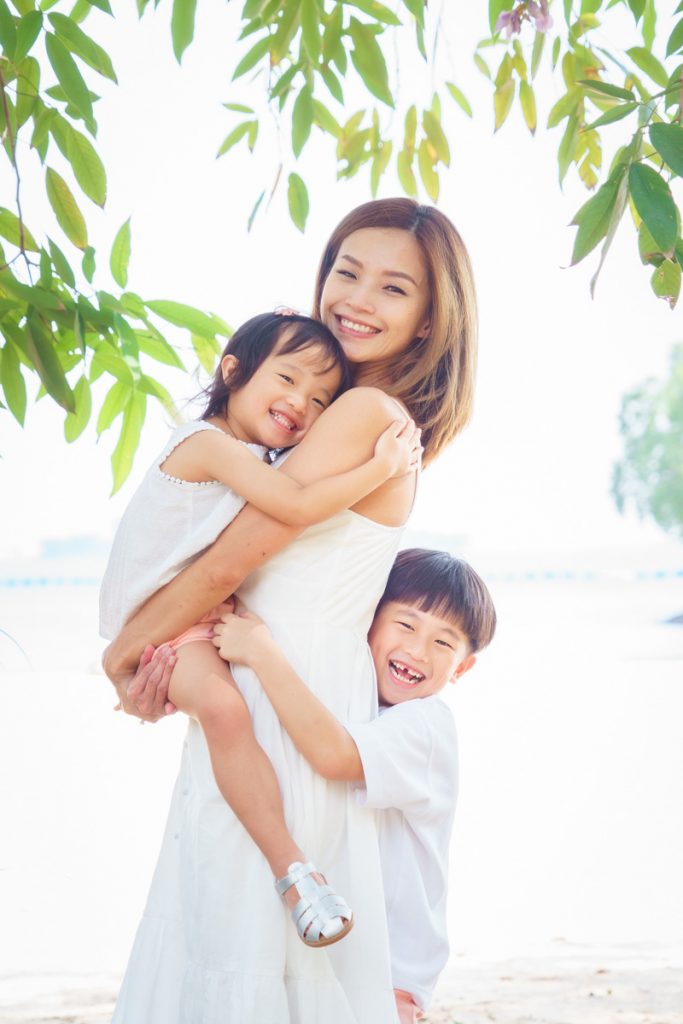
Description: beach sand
xmin=1 ymin=950 xmax=681 ymax=1023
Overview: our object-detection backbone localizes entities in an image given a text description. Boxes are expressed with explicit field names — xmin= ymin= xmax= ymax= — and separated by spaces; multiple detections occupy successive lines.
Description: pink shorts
xmin=169 ymin=605 xmax=226 ymax=651
xmin=394 ymin=990 xmax=425 ymax=1023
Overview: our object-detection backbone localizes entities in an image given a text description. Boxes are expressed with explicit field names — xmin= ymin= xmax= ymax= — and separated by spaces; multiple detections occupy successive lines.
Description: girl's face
xmin=320 ymin=227 xmax=432 ymax=377
xmin=222 ymin=337 xmax=342 ymax=449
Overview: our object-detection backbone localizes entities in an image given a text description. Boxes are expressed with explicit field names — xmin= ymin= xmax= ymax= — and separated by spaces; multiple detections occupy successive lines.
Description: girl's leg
xmin=168 ymin=641 xmax=304 ymax=883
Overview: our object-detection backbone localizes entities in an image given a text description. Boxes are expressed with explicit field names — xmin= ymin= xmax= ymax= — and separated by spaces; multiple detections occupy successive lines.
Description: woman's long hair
xmin=312 ymin=199 xmax=477 ymax=464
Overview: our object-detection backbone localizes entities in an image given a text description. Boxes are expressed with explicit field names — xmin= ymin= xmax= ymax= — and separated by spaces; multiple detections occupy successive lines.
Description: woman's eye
xmin=385 ymin=285 xmax=407 ymax=296
xmin=336 ymin=269 xmax=356 ymax=279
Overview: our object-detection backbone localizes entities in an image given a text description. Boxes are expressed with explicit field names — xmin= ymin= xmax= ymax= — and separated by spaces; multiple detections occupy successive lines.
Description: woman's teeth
xmin=389 ymin=660 xmax=425 ymax=685
xmin=339 ymin=317 xmax=379 ymax=335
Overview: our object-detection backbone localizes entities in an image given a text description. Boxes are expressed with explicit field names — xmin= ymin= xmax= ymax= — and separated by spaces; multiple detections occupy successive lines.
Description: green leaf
xmin=111 ymin=389 xmax=146 ymax=493
xmin=91 ymin=340 xmax=134 ymax=384
xmin=64 ymin=374 xmax=91 ymax=440
xmin=110 ymin=217 xmax=131 ymax=288
xmin=558 ymin=115 xmax=579 ymax=184
xmin=348 ymin=17 xmax=393 ymax=107
xmin=135 ymin=329 xmax=185 ymax=369
xmin=666 ymin=17 xmax=683 ymax=57
xmin=25 ymin=312 xmax=75 ymax=412
xmin=651 ymin=258 xmax=681 ymax=308
xmin=579 ymin=79 xmax=636 ymax=101
xmin=423 ymin=110 xmax=450 ymax=165
xmin=446 ymin=82 xmax=472 ymax=117
xmin=519 ymin=80 xmax=537 ymax=134
xmin=627 ymin=46 xmax=668 ymax=88
xmin=15 ymin=11 xmax=42 ymax=61
xmin=585 ymin=101 xmax=638 ymax=130
xmin=47 ymin=13 xmax=117 ymax=82
xmin=320 ymin=63 xmax=343 ymax=102
xmin=494 ymin=78 xmax=515 ymax=131
xmin=191 ymin=332 xmax=221 ymax=373
xmin=370 ymin=139 xmax=392 ymax=196
xmin=138 ymin=373 xmax=177 ymax=416
xmin=530 ymin=29 xmax=545 ymax=79
xmin=300 ymin=0 xmax=321 ymax=63
xmin=48 ymin=237 xmax=75 ymax=287
xmin=0 ymin=0 xmax=17 ymax=57
xmin=0 ymin=341 xmax=27 ymax=425
xmin=45 ymin=166 xmax=88 ymax=249
xmin=232 ymin=34 xmax=271 ymax=80
xmin=45 ymin=32 xmax=94 ymax=125
xmin=397 ymin=148 xmax=417 ymax=196
xmin=488 ymin=0 xmax=511 ymax=34
xmin=171 ymin=0 xmax=196 ymax=63
xmin=638 ymin=219 xmax=664 ymax=265
xmin=0 ymin=207 xmax=39 ymax=251
xmin=222 ymin=102 xmax=255 ymax=114
xmin=67 ymin=126 xmax=106 ymax=206
xmin=345 ymin=0 xmax=401 ymax=25
xmin=82 ymin=244 xmax=95 ymax=281
xmin=216 ymin=121 xmax=252 ymax=157
xmin=627 ymin=0 xmax=646 ymax=20
xmin=404 ymin=104 xmax=417 ymax=151
xmin=287 ymin=171 xmax=309 ymax=232
xmin=15 ymin=55 xmax=40 ymax=126
xmin=291 ymin=83 xmax=313 ymax=157
xmin=313 ymin=99 xmax=341 ymax=138
xmin=547 ymin=88 xmax=579 ymax=128
xmin=649 ymin=123 xmax=683 ymax=178
xmin=571 ymin=170 xmax=623 ymax=264
xmin=96 ymin=379 xmax=127 ymax=434
xmin=85 ymin=0 xmax=113 ymax=14
xmin=271 ymin=0 xmax=300 ymax=63
xmin=247 ymin=189 xmax=265 ymax=231
xmin=590 ymin=169 xmax=629 ymax=297
xmin=146 ymin=299 xmax=222 ymax=337
xmin=474 ymin=51 xmax=491 ymax=80
xmin=629 ymin=162 xmax=678 ymax=251
xmin=642 ymin=0 xmax=655 ymax=49
xmin=417 ymin=139 xmax=438 ymax=201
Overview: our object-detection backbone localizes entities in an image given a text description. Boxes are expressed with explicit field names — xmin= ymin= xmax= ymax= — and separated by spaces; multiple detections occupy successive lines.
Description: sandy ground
xmin=1 ymin=951 xmax=681 ymax=1023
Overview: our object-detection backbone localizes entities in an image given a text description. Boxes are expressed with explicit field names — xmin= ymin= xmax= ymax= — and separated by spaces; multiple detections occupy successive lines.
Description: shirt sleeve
xmin=346 ymin=698 xmax=457 ymax=818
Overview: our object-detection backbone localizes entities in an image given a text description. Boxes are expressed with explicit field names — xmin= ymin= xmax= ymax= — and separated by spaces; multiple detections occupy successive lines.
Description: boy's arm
xmin=194 ymin=420 xmax=419 ymax=528
xmin=212 ymin=611 xmax=364 ymax=783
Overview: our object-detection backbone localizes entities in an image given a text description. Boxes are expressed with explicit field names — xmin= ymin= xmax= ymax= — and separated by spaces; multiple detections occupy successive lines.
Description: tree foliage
xmin=612 ymin=343 xmax=683 ymax=538
xmin=1 ymin=0 xmax=683 ymax=490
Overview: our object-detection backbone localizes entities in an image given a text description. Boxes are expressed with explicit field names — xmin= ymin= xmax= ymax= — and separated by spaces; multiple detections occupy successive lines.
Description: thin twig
xmin=0 ymin=67 xmax=33 ymax=283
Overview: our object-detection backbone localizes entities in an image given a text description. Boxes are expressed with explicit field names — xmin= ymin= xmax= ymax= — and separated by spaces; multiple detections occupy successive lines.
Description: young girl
xmin=100 ymin=312 xmax=420 ymax=948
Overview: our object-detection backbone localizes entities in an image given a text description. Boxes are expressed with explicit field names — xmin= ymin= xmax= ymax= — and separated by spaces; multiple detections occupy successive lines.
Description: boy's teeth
xmin=340 ymin=317 xmax=378 ymax=334
xmin=390 ymin=660 xmax=424 ymax=684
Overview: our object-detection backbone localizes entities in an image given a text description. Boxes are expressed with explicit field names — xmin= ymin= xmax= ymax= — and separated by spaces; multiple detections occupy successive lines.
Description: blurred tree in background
xmin=1 ymin=0 xmax=682 ymax=489
xmin=613 ymin=343 xmax=683 ymax=538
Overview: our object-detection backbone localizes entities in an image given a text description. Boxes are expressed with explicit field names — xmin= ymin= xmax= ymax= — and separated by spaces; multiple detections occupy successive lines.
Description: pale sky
xmin=1 ymin=3 xmax=680 ymax=560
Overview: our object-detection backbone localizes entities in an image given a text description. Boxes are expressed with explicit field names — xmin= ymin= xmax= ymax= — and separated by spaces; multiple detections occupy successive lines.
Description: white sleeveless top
xmin=99 ymin=421 xmax=267 ymax=639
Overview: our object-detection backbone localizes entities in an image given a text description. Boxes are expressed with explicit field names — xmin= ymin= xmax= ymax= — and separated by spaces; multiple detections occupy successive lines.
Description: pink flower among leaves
xmin=527 ymin=0 xmax=554 ymax=32
xmin=495 ymin=9 xmax=523 ymax=36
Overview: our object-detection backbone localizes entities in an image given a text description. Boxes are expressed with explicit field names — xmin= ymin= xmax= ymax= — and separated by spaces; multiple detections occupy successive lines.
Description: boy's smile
xmin=368 ymin=601 xmax=475 ymax=706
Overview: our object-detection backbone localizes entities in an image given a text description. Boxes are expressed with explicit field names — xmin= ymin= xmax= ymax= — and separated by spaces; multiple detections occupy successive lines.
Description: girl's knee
xmin=198 ymin=681 xmax=251 ymax=739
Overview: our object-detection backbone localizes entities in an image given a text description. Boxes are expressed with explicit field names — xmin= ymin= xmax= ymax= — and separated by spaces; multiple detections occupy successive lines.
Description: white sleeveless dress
xmin=112 ymin=509 xmax=404 ymax=1024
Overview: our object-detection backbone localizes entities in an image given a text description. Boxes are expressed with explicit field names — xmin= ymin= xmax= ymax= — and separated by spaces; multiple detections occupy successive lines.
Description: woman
xmin=104 ymin=198 xmax=477 ymax=1023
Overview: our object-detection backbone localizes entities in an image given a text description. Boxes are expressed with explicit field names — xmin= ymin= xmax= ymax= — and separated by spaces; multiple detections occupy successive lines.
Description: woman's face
xmin=320 ymin=227 xmax=431 ymax=374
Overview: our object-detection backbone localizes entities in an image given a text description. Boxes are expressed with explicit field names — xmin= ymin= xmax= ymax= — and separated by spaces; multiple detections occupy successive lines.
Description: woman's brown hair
xmin=312 ymin=198 xmax=477 ymax=463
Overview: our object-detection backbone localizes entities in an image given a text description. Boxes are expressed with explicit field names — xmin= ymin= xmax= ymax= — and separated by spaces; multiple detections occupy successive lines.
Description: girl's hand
xmin=212 ymin=603 xmax=272 ymax=666
xmin=108 ymin=644 xmax=177 ymax=722
xmin=374 ymin=419 xmax=423 ymax=478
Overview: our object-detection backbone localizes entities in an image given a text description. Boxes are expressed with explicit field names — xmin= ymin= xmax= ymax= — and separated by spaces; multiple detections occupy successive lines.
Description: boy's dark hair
xmin=378 ymin=548 xmax=496 ymax=653
xmin=200 ymin=312 xmax=352 ymax=422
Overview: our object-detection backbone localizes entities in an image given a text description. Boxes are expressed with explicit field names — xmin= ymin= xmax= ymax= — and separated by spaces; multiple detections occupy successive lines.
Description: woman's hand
xmin=212 ymin=603 xmax=272 ymax=668
xmin=374 ymin=419 xmax=422 ymax=478
xmin=107 ymin=643 xmax=177 ymax=722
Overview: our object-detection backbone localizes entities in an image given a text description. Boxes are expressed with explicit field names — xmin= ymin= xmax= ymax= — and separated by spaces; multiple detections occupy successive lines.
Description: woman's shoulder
xmin=328 ymin=386 xmax=410 ymax=423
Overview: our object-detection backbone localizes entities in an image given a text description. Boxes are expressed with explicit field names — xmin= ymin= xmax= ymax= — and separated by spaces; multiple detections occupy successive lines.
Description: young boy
xmin=213 ymin=547 xmax=497 ymax=1022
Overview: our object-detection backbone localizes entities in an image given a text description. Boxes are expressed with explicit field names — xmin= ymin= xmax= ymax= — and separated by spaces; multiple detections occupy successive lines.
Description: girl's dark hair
xmin=377 ymin=548 xmax=496 ymax=653
xmin=200 ymin=312 xmax=352 ymax=421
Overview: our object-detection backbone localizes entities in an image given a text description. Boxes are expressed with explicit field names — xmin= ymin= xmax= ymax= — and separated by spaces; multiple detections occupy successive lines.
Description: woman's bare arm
xmin=103 ymin=387 xmax=414 ymax=685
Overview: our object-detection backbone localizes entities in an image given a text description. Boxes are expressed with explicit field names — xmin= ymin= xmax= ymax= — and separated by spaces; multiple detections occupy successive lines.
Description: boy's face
xmin=368 ymin=601 xmax=475 ymax=707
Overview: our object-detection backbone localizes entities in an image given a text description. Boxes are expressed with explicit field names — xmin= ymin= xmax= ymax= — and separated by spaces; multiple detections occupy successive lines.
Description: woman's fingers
xmin=127 ymin=644 xmax=176 ymax=718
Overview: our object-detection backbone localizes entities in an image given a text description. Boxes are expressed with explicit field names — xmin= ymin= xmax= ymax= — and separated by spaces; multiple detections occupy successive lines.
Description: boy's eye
xmin=278 ymin=373 xmax=294 ymax=384
xmin=397 ymin=621 xmax=413 ymax=631
xmin=435 ymin=639 xmax=453 ymax=649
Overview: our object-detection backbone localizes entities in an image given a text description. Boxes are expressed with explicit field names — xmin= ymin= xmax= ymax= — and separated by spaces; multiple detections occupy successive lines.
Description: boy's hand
xmin=374 ymin=419 xmax=422 ymax=478
xmin=212 ymin=602 xmax=272 ymax=667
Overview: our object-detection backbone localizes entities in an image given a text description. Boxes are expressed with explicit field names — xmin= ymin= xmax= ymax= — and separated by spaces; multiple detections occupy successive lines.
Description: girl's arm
xmin=189 ymin=418 xmax=419 ymax=528
xmin=213 ymin=609 xmax=364 ymax=783
xmin=103 ymin=387 xmax=415 ymax=695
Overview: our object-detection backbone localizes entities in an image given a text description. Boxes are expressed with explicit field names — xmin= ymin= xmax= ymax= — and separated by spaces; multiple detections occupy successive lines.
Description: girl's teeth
xmin=271 ymin=411 xmax=294 ymax=430
xmin=340 ymin=317 xmax=378 ymax=335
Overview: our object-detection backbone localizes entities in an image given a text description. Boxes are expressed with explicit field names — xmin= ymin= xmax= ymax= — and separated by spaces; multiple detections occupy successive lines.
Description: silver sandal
xmin=274 ymin=860 xmax=354 ymax=948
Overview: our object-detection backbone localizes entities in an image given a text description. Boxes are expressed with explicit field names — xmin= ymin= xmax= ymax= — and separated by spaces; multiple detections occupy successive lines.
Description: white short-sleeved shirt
xmin=346 ymin=696 xmax=458 ymax=1011
xmin=99 ymin=422 xmax=267 ymax=638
